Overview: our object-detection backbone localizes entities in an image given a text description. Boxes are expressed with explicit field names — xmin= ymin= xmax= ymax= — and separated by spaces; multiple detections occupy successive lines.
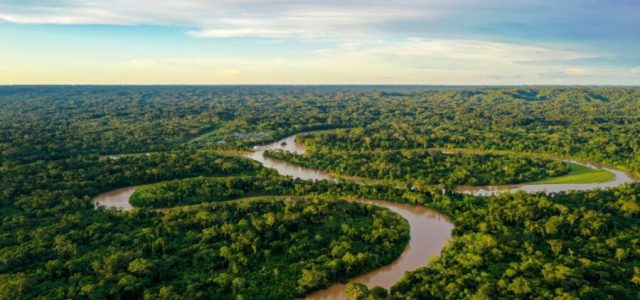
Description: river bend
xmin=93 ymin=134 xmax=636 ymax=299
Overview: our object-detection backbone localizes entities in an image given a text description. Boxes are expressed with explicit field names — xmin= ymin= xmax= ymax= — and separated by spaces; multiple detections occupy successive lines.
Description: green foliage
xmin=4 ymin=86 xmax=639 ymax=173
xmin=2 ymin=86 xmax=640 ymax=299
xmin=129 ymin=174 xmax=449 ymax=209
xmin=0 ymin=86 xmax=355 ymax=162
xmin=297 ymin=90 xmax=640 ymax=173
xmin=4 ymin=196 xmax=409 ymax=299
xmin=130 ymin=176 xmax=296 ymax=208
xmin=0 ymin=151 xmax=270 ymax=211
xmin=265 ymin=148 xmax=570 ymax=186
xmin=0 ymin=143 xmax=412 ymax=299
xmin=390 ymin=184 xmax=640 ymax=299
xmin=346 ymin=282 xmax=370 ymax=299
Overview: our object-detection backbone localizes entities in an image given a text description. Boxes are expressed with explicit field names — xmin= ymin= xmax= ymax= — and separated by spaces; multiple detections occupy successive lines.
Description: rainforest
xmin=1 ymin=86 xmax=639 ymax=300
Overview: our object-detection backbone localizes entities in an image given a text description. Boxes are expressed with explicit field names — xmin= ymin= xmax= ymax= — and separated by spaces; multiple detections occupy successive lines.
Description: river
xmin=455 ymin=159 xmax=635 ymax=196
xmin=92 ymin=133 xmax=635 ymax=299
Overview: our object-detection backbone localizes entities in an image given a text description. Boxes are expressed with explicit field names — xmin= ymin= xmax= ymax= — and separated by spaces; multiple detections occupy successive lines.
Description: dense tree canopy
xmin=0 ymin=151 xmax=271 ymax=211
xmin=392 ymin=184 xmax=640 ymax=299
xmin=2 ymin=86 xmax=639 ymax=173
xmin=1 ymin=86 xmax=639 ymax=299
xmin=0 ymin=149 xmax=413 ymax=299
xmin=264 ymin=148 xmax=570 ymax=186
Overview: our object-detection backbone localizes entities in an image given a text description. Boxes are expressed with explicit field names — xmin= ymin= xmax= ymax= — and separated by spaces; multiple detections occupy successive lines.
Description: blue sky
xmin=1 ymin=0 xmax=639 ymax=84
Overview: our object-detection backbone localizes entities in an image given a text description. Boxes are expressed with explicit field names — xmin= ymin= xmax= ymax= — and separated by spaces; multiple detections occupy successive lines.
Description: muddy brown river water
xmin=93 ymin=134 xmax=635 ymax=299
xmin=455 ymin=160 xmax=635 ymax=196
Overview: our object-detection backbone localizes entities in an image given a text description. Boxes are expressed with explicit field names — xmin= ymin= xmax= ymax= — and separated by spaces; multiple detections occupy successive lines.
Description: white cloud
xmin=1 ymin=1 xmax=635 ymax=84
xmin=0 ymin=1 xmax=435 ymax=37
xmin=0 ymin=1 xmax=528 ymax=38
xmin=186 ymin=6 xmax=432 ymax=38
xmin=312 ymin=39 xmax=596 ymax=71
xmin=107 ymin=39 xmax=607 ymax=85
xmin=1 ymin=0 xmax=637 ymax=43
xmin=188 ymin=28 xmax=291 ymax=38
xmin=0 ymin=8 xmax=136 ymax=25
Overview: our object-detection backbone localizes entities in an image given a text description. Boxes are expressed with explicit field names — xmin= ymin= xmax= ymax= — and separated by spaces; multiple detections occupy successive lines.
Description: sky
xmin=0 ymin=0 xmax=639 ymax=85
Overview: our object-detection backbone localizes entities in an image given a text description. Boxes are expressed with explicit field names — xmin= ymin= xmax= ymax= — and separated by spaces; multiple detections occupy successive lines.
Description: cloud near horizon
xmin=0 ymin=0 xmax=638 ymax=84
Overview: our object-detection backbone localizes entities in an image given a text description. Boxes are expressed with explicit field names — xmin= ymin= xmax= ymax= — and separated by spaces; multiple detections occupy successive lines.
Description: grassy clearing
xmin=529 ymin=163 xmax=615 ymax=184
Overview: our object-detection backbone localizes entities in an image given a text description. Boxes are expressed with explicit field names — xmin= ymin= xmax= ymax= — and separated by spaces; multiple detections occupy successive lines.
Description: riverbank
xmin=93 ymin=132 xmax=637 ymax=299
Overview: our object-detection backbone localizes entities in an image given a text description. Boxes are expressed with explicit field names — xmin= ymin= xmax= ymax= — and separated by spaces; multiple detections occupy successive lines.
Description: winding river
xmin=245 ymin=135 xmax=454 ymax=299
xmin=455 ymin=159 xmax=635 ymax=196
xmin=93 ymin=133 xmax=636 ymax=299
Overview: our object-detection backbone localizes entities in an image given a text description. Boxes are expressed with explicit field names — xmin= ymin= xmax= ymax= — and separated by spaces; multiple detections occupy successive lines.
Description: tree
xmin=128 ymin=258 xmax=154 ymax=276
xmin=298 ymin=267 xmax=328 ymax=291
xmin=345 ymin=282 xmax=369 ymax=300
xmin=53 ymin=235 xmax=77 ymax=258
xmin=368 ymin=286 xmax=389 ymax=299
xmin=0 ymin=274 xmax=29 ymax=300
xmin=615 ymin=248 xmax=627 ymax=263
